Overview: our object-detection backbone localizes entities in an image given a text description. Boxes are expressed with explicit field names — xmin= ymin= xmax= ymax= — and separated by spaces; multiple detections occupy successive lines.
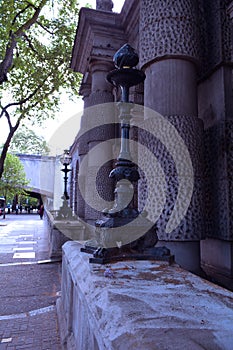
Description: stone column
xmin=88 ymin=61 xmax=115 ymax=107
xmin=139 ymin=0 xmax=204 ymax=273
xmin=79 ymin=61 xmax=115 ymax=231
xmin=74 ymin=81 xmax=91 ymax=220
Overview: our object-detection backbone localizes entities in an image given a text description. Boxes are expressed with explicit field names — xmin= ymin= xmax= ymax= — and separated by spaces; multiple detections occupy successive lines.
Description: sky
xmin=43 ymin=0 xmax=125 ymax=150
xmin=0 ymin=0 xmax=125 ymax=152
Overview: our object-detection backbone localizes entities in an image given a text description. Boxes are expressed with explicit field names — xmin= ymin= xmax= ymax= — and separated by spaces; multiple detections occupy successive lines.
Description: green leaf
xmin=0 ymin=0 xmax=82 ymax=178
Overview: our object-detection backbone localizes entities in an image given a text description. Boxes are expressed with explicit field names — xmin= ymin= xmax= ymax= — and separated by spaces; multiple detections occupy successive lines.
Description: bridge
xmin=18 ymin=154 xmax=63 ymax=207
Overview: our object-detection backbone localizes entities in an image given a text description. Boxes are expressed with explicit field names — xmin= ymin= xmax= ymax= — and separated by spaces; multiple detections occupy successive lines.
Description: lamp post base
xmin=81 ymin=213 xmax=174 ymax=265
xmin=89 ymin=246 xmax=174 ymax=265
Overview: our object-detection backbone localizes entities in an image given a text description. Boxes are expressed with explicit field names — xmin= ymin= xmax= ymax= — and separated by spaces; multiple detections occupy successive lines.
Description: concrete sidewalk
xmin=0 ymin=214 xmax=62 ymax=350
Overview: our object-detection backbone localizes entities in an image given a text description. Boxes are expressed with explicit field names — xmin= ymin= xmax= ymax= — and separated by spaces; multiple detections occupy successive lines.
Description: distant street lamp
xmin=56 ymin=149 xmax=73 ymax=220
xmin=60 ymin=150 xmax=72 ymax=200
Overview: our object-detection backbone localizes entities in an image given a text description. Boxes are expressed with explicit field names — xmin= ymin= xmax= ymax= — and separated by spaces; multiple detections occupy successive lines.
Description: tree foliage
xmin=9 ymin=126 xmax=50 ymax=155
xmin=0 ymin=153 xmax=29 ymax=201
xmin=0 ymin=0 xmax=82 ymax=178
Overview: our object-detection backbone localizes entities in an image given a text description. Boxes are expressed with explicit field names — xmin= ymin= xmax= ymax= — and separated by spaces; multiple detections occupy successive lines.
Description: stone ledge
xmin=57 ymin=241 xmax=233 ymax=350
xmin=44 ymin=210 xmax=85 ymax=259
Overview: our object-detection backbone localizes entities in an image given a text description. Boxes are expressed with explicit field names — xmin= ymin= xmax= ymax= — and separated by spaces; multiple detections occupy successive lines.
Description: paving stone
xmin=0 ymin=344 xmax=8 ymax=350
xmin=0 ymin=215 xmax=62 ymax=349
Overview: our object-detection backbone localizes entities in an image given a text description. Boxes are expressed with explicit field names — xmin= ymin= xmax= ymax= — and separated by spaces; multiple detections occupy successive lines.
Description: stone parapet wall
xmin=57 ymin=241 xmax=233 ymax=350
xmin=44 ymin=209 xmax=85 ymax=258
xmin=43 ymin=210 xmax=68 ymax=259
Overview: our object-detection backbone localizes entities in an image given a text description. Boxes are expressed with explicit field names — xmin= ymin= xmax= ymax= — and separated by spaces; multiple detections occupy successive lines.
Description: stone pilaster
xmin=198 ymin=0 xmax=232 ymax=78
xmin=199 ymin=0 xmax=233 ymax=288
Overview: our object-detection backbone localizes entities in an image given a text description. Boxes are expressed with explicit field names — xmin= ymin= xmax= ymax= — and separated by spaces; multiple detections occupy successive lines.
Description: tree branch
xmin=37 ymin=21 xmax=55 ymax=35
xmin=11 ymin=5 xmax=31 ymax=26
xmin=4 ymin=108 xmax=13 ymax=130
xmin=0 ymin=118 xmax=20 ymax=178
xmin=0 ymin=75 xmax=49 ymax=113
xmin=23 ymin=34 xmax=40 ymax=55
xmin=0 ymin=0 xmax=48 ymax=84
xmin=23 ymin=85 xmax=57 ymax=114
xmin=14 ymin=0 xmax=48 ymax=37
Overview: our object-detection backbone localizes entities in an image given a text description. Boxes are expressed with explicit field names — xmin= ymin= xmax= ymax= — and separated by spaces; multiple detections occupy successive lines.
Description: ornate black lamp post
xmin=56 ymin=150 xmax=73 ymax=220
xmin=60 ymin=150 xmax=72 ymax=200
xmin=84 ymin=44 xmax=173 ymax=264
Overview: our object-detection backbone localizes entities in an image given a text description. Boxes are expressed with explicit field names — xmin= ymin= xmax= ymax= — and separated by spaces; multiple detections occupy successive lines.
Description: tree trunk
xmin=0 ymin=123 xmax=20 ymax=179
xmin=3 ymin=196 xmax=6 ymax=219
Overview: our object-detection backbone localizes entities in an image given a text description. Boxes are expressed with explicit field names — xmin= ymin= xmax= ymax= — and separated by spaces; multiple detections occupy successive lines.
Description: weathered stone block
xmin=57 ymin=241 xmax=233 ymax=350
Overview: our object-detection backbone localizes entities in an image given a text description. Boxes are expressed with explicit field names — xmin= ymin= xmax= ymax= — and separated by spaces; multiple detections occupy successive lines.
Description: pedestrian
xmin=39 ymin=204 xmax=44 ymax=219
xmin=15 ymin=204 xmax=19 ymax=215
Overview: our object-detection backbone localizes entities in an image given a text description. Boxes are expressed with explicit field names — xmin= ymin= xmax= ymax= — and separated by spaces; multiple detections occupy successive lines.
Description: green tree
xmin=0 ymin=0 xmax=82 ymax=178
xmin=0 ymin=153 xmax=29 ymax=218
xmin=9 ymin=126 xmax=50 ymax=155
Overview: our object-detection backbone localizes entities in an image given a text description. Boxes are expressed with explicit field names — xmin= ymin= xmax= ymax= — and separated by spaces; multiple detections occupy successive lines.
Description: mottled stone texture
xmin=140 ymin=0 xmax=232 ymax=73
xmin=140 ymin=0 xmax=201 ymax=67
xmin=141 ymin=59 xmax=204 ymax=271
xmin=138 ymin=115 xmax=204 ymax=242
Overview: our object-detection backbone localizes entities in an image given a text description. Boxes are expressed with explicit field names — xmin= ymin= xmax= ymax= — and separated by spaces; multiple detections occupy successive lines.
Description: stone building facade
xmin=68 ymin=0 xmax=233 ymax=288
